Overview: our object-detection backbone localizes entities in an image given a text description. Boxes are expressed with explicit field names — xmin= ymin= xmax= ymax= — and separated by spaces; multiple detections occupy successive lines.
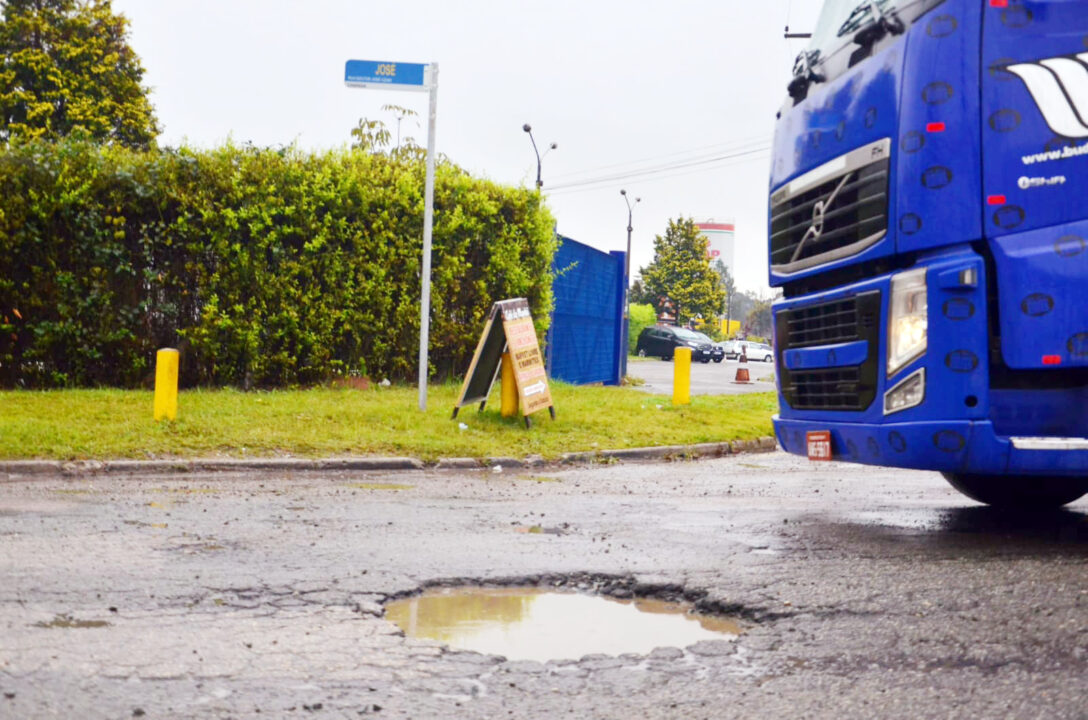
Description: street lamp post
xmin=620 ymin=189 xmax=641 ymax=316
xmin=619 ymin=189 xmax=640 ymax=382
xmin=523 ymin=124 xmax=557 ymax=189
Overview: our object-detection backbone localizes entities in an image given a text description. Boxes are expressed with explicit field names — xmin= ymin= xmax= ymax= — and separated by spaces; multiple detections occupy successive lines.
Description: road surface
xmin=1 ymin=453 xmax=1085 ymax=718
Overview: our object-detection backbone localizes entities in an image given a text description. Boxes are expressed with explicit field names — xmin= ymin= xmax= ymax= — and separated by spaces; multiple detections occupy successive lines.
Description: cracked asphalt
xmin=1 ymin=452 xmax=1086 ymax=719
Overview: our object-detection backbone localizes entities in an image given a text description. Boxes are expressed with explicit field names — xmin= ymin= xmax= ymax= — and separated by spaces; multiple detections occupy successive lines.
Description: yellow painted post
xmin=154 ymin=348 xmax=179 ymax=421
xmin=673 ymin=346 xmax=691 ymax=405
xmin=500 ymin=351 xmax=519 ymax=418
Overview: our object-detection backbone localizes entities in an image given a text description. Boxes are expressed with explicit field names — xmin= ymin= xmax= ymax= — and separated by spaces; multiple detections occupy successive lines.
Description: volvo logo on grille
xmin=791 ymin=172 xmax=854 ymax=262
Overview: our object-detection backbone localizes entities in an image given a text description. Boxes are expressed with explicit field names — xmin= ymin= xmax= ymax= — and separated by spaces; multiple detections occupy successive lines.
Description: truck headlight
xmin=887 ymin=267 xmax=927 ymax=377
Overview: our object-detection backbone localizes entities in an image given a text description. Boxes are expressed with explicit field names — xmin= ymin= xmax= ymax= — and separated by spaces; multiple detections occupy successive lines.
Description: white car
xmin=730 ymin=341 xmax=774 ymax=362
xmin=715 ymin=340 xmax=738 ymax=357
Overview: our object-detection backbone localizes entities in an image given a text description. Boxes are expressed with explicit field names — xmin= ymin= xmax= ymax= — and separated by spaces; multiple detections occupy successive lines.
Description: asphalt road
xmin=628 ymin=356 xmax=777 ymax=396
xmin=1 ymin=453 xmax=1086 ymax=719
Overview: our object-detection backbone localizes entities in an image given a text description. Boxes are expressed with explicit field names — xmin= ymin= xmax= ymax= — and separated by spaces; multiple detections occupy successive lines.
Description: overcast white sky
xmin=111 ymin=0 xmax=823 ymax=294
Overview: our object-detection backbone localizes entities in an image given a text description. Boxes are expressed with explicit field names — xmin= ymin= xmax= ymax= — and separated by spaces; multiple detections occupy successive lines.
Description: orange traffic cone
xmin=734 ymin=367 xmax=750 ymax=383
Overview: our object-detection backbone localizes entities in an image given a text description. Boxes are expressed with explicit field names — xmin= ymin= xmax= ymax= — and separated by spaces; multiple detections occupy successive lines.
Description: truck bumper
xmin=774 ymin=416 xmax=1088 ymax=478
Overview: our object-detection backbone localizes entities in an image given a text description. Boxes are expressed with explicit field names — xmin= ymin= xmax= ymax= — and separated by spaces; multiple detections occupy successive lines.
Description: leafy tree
xmin=639 ymin=217 xmax=724 ymax=325
xmin=712 ymin=259 xmax=737 ymax=328
xmin=381 ymin=103 xmax=419 ymax=149
xmin=628 ymin=278 xmax=650 ymax=305
xmin=744 ymin=298 xmax=773 ymax=338
xmin=730 ymin=289 xmax=757 ymax=330
xmin=0 ymin=0 xmax=159 ymax=148
xmin=349 ymin=117 xmax=391 ymax=152
xmin=351 ymin=109 xmax=430 ymax=166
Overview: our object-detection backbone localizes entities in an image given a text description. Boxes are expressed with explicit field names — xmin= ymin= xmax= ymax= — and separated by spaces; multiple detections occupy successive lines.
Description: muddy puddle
xmin=384 ymin=587 xmax=741 ymax=662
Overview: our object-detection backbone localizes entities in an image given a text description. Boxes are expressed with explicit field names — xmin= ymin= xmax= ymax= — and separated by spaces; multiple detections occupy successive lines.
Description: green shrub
xmin=0 ymin=140 xmax=556 ymax=388
xmin=627 ymin=303 xmax=657 ymax=354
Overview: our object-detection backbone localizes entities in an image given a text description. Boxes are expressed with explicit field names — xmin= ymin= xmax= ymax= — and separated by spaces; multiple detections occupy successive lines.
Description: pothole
xmin=384 ymin=586 xmax=742 ymax=662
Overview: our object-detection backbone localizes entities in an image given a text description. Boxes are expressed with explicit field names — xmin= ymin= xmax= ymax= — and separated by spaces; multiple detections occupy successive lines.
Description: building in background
xmin=695 ymin=220 xmax=736 ymax=278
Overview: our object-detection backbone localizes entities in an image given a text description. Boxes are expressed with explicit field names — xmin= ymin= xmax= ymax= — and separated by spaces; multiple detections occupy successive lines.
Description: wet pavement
xmin=1 ymin=453 xmax=1085 ymax=718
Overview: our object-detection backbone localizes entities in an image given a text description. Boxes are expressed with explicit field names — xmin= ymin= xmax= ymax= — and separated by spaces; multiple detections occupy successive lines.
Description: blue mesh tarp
xmin=547 ymin=236 xmax=625 ymax=386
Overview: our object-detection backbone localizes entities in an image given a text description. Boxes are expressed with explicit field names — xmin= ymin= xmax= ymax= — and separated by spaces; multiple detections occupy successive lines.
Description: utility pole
xmin=620 ymin=189 xmax=640 ymax=381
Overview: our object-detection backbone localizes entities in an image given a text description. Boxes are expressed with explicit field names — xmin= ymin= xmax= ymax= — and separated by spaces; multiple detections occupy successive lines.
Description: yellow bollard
xmin=154 ymin=348 xmax=179 ymax=421
xmin=673 ymin=346 xmax=691 ymax=405
xmin=500 ymin=351 xmax=519 ymax=418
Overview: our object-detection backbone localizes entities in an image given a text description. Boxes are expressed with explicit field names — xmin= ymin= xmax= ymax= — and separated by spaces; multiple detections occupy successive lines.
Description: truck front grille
xmin=788 ymin=368 xmax=864 ymax=410
xmin=775 ymin=290 xmax=881 ymax=412
xmin=770 ymin=138 xmax=891 ymax=275
xmin=786 ymin=297 xmax=859 ymax=348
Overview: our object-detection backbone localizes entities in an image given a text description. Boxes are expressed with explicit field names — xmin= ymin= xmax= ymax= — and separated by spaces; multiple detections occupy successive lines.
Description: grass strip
xmin=0 ymin=383 xmax=776 ymax=462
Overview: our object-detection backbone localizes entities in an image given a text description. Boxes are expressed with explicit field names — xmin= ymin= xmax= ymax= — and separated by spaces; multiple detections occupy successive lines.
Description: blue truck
xmin=770 ymin=0 xmax=1088 ymax=507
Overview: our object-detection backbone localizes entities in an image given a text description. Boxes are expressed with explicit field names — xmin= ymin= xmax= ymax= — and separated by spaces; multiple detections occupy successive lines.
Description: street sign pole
xmin=418 ymin=66 xmax=438 ymax=412
xmin=344 ymin=59 xmax=438 ymax=411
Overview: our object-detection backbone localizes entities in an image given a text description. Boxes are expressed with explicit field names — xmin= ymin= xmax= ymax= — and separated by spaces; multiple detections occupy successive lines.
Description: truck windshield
xmin=807 ymin=0 xmax=904 ymax=56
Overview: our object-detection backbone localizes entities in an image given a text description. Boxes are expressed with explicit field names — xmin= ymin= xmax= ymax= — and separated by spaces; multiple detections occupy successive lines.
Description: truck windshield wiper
xmin=787 ymin=50 xmax=825 ymax=101
xmin=837 ymin=0 xmax=904 ymax=47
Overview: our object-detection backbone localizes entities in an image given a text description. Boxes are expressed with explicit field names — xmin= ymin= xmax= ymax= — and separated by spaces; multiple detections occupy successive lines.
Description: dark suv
xmin=636 ymin=326 xmax=722 ymax=363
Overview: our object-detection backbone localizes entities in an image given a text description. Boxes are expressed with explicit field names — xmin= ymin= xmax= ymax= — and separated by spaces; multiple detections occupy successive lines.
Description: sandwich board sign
xmin=453 ymin=298 xmax=555 ymax=427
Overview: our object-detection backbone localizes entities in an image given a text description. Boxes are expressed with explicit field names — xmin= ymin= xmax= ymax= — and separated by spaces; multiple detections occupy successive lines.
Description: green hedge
xmin=0 ymin=140 xmax=557 ymax=388
xmin=627 ymin=303 xmax=657 ymax=355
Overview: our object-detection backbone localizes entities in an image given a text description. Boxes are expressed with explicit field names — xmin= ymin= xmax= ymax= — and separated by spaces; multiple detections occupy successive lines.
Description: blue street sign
xmin=344 ymin=60 xmax=429 ymax=91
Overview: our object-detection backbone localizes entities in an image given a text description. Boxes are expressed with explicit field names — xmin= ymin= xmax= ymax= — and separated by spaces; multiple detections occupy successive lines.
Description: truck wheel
xmin=941 ymin=473 xmax=1088 ymax=508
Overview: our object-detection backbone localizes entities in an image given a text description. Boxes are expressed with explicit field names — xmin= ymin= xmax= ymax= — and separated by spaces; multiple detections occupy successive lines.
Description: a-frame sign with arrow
xmin=452 ymin=298 xmax=555 ymax=427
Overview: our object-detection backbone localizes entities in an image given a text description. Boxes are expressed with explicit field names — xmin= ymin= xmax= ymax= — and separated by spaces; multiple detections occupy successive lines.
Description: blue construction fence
xmin=546 ymin=236 xmax=626 ymax=386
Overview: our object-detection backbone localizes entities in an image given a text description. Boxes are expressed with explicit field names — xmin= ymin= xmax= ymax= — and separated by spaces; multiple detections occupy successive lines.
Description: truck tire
xmin=941 ymin=472 xmax=1088 ymax=508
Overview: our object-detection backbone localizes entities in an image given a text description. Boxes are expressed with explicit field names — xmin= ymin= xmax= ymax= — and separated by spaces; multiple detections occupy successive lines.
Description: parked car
xmin=729 ymin=340 xmax=774 ymax=362
xmin=636 ymin=326 xmax=719 ymax=363
xmin=715 ymin=340 xmax=738 ymax=358
xmin=691 ymin=332 xmax=725 ymax=363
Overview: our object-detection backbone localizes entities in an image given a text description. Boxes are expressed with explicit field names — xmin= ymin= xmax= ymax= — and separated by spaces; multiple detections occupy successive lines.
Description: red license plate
xmin=806 ymin=431 xmax=832 ymax=461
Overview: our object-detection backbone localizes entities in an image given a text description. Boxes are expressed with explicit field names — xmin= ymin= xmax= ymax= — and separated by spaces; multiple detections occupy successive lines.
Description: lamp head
xmin=620 ymin=189 xmax=627 ymax=196
xmin=522 ymin=124 xmax=532 ymax=133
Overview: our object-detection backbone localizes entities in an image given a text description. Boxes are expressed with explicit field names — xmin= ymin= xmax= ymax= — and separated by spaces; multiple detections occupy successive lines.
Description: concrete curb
xmin=1 ymin=457 xmax=425 ymax=478
xmin=1 ymin=437 xmax=780 ymax=478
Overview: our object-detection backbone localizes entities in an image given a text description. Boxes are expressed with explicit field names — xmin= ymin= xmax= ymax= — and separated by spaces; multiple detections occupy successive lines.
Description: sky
xmin=111 ymin=0 xmax=823 ymax=295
